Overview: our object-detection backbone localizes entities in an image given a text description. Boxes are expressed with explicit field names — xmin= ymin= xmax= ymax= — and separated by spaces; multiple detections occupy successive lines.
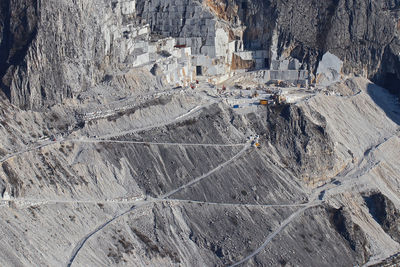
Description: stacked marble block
xmin=234 ymin=50 xmax=269 ymax=69
xmin=265 ymin=58 xmax=308 ymax=86
xmin=99 ymin=0 xmax=168 ymax=67
xmin=123 ymin=26 xmax=195 ymax=86
xmin=158 ymin=40 xmax=195 ymax=86
xmin=136 ymin=0 xmax=309 ymax=85
xmin=190 ymin=26 xmax=237 ymax=80
xmin=136 ymin=37 xmax=193 ymax=87
xmin=118 ymin=25 xmax=152 ymax=67
xmin=140 ymin=0 xmax=237 ymax=78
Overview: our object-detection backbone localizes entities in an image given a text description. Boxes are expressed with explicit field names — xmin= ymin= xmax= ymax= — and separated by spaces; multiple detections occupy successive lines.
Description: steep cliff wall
xmin=0 ymin=0 xmax=39 ymax=101
xmin=203 ymin=0 xmax=400 ymax=94
xmin=274 ymin=0 xmax=400 ymax=93
xmin=1 ymin=0 xmax=399 ymax=109
xmin=0 ymin=0 xmax=144 ymax=110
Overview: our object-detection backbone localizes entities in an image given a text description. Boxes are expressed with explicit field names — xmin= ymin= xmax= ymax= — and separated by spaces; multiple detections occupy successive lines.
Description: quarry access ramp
xmin=228 ymin=128 xmax=400 ymax=266
xmin=66 ymin=141 xmax=252 ymax=267
xmin=229 ymin=203 xmax=320 ymax=267
xmin=0 ymin=97 xmax=219 ymax=164
xmin=73 ymin=139 xmax=246 ymax=148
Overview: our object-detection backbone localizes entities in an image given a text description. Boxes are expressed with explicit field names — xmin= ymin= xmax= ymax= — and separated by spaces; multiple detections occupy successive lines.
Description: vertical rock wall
xmin=0 ymin=0 xmax=39 ymax=101
xmin=272 ymin=0 xmax=400 ymax=92
xmin=1 ymin=0 xmax=400 ymax=110
xmin=0 ymin=0 xmax=143 ymax=110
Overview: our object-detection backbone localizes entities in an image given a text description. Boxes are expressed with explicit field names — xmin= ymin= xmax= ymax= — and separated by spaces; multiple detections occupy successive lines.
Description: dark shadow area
xmin=0 ymin=0 xmax=39 ymax=101
xmin=366 ymin=83 xmax=400 ymax=125
xmin=363 ymin=193 xmax=386 ymax=225
xmin=0 ymin=0 xmax=12 ymax=99
xmin=363 ymin=192 xmax=400 ymax=243
xmin=371 ymin=45 xmax=400 ymax=99
xmin=380 ymin=73 xmax=400 ymax=96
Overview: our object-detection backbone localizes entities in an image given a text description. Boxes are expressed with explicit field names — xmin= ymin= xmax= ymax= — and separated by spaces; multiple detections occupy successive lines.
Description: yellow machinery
xmin=259 ymin=99 xmax=268 ymax=105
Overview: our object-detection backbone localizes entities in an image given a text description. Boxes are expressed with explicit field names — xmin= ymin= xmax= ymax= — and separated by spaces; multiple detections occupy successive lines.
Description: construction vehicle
xmin=259 ymin=99 xmax=268 ymax=105
xmin=250 ymin=134 xmax=261 ymax=148
xmin=251 ymin=140 xmax=261 ymax=148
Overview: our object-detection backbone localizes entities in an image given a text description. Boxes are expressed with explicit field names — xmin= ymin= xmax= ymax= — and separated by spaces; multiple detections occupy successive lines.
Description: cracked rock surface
xmin=0 ymin=1 xmax=399 ymax=267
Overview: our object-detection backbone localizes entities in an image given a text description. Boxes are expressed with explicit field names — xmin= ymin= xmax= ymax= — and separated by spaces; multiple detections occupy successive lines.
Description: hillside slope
xmin=0 ymin=1 xmax=399 ymax=266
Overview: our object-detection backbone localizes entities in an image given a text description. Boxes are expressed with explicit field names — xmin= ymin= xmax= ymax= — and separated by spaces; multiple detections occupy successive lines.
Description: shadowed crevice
xmin=0 ymin=0 xmax=39 ymax=101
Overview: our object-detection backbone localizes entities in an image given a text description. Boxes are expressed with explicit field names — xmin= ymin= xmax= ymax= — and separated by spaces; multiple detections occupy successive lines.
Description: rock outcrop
xmin=364 ymin=192 xmax=400 ymax=243
xmin=1 ymin=0 xmax=400 ymax=109
xmin=202 ymin=0 xmax=400 ymax=94
xmin=0 ymin=0 xmax=148 ymax=109
xmin=0 ymin=1 xmax=399 ymax=266
xmin=328 ymin=207 xmax=371 ymax=264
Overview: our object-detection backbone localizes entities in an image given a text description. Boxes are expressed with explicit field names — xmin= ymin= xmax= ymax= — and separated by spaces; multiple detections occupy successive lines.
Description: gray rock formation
xmin=0 ymin=0 xmax=149 ymax=109
xmin=1 ymin=0 xmax=400 ymax=109
xmin=205 ymin=0 xmax=400 ymax=94
xmin=0 ymin=1 xmax=399 ymax=267
xmin=364 ymin=192 xmax=400 ymax=243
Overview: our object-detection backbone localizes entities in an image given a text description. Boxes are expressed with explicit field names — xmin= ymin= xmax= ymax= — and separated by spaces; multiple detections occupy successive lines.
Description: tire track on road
xmin=229 ymin=202 xmax=320 ymax=267
xmin=66 ymin=143 xmax=250 ymax=267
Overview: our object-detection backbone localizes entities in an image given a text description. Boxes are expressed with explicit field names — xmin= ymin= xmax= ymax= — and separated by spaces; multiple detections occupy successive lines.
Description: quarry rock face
xmin=0 ymin=1 xmax=399 ymax=267
xmin=0 ymin=0 xmax=399 ymax=108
